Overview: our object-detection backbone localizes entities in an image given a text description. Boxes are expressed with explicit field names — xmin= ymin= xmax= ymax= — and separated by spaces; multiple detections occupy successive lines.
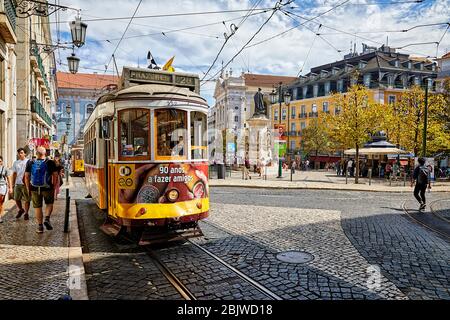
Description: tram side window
xmin=190 ymin=111 xmax=207 ymax=159
xmin=119 ymin=110 xmax=149 ymax=157
xmin=155 ymin=109 xmax=187 ymax=158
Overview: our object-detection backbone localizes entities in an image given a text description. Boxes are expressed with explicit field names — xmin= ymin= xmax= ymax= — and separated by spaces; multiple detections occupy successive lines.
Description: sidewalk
xmin=0 ymin=179 xmax=87 ymax=300
xmin=210 ymin=169 xmax=450 ymax=192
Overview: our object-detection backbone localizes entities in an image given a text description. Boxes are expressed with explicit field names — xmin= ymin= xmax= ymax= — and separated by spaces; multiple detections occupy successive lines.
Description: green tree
xmin=325 ymin=85 xmax=384 ymax=184
xmin=301 ymin=116 xmax=330 ymax=157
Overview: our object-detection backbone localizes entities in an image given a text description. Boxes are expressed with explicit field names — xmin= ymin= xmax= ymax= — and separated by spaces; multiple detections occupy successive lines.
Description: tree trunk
xmin=355 ymin=144 xmax=359 ymax=184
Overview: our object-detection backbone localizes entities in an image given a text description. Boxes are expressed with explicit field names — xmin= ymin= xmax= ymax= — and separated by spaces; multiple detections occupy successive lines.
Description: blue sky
xmin=51 ymin=0 xmax=450 ymax=105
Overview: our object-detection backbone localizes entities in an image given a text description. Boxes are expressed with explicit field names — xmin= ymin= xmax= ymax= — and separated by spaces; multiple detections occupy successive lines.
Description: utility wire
xmin=201 ymin=2 xmax=285 ymax=85
xmin=38 ymin=7 xmax=276 ymax=24
xmin=297 ymin=25 xmax=321 ymax=77
xmin=245 ymin=0 xmax=350 ymax=49
xmin=103 ymin=0 xmax=142 ymax=75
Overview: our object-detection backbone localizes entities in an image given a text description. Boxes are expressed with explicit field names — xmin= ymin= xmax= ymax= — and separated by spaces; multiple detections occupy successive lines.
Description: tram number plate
xmin=175 ymin=75 xmax=195 ymax=86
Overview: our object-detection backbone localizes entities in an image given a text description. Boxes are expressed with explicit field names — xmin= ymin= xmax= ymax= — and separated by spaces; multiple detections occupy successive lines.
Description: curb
xmin=210 ymin=183 xmax=450 ymax=193
xmin=67 ymin=190 xmax=89 ymax=300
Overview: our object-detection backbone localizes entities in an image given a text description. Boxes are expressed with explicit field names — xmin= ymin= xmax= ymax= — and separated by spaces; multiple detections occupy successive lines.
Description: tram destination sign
xmin=122 ymin=67 xmax=200 ymax=93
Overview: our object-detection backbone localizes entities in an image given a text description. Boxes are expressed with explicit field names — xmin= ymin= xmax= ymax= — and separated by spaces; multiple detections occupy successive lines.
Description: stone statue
xmin=253 ymin=88 xmax=267 ymax=116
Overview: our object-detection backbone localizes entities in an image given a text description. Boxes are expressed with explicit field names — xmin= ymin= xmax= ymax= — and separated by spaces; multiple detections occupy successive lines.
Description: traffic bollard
xmin=63 ymin=188 xmax=70 ymax=233
xmin=403 ymin=173 xmax=406 ymax=187
xmin=345 ymin=170 xmax=348 ymax=184
xmin=368 ymin=169 xmax=372 ymax=186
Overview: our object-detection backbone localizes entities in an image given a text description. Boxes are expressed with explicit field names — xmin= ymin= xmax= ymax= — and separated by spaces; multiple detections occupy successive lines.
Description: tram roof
xmin=96 ymin=84 xmax=208 ymax=106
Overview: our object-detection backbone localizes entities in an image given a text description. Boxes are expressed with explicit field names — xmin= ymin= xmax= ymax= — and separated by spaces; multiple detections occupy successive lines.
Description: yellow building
xmin=271 ymin=45 xmax=437 ymax=155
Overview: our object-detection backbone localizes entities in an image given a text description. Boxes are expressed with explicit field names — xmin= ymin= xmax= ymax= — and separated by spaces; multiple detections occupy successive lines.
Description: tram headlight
xmin=167 ymin=189 xmax=179 ymax=202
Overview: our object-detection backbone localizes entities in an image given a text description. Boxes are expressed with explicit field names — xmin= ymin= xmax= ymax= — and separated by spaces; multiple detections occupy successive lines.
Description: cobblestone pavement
xmin=76 ymin=199 xmax=182 ymax=300
xmin=0 ymin=198 xmax=70 ymax=300
xmin=210 ymin=188 xmax=450 ymax=300
xmin=198 ymin=204 xmax=405 ymax=300
xmin=431 ymin=199 xmax=450 ymax=222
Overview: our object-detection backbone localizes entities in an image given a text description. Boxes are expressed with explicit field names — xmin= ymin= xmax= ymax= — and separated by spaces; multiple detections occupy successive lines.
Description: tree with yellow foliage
xmin=382 ymin=85 xmax=450 ymax=156
xmin=325 ymin=85 xmax=384 ymax=184
xmin=301 ymin=116 xmax=331 ymax=158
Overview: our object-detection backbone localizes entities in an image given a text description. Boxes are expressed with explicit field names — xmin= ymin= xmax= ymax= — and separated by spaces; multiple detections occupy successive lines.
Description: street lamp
xmin=270 ymin=83 xmax=291 ymax=178
xmin=69 ymin=16 xmax=88 ymax=48
xmin=67 ymin=53 xmax=80 ymax=74
xmin=422 ymin=77 xmax=432 ymax=158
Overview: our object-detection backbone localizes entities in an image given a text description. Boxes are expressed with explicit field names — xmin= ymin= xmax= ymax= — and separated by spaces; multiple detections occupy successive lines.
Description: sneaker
xmin=15 ymin=209 xmax=25 ymax=219
xmin=44 ymin=219 xmax=53 ymax=230
xmin=24 ymin=213 xmax=29 ymax=221
xmin=0 ymin=216 xmax=3 ymax=223
xmin=419 ymin=203 xmax=426 ymax=211
xmin=36 ymin=224 xmax=44 ymax=233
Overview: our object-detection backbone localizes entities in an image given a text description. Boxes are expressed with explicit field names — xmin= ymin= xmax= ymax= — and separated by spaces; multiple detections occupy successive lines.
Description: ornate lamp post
xmin=270 ymin=83 xmax=291 ymax=178
xmin=67 ymin=53 xmax=80 ymax=74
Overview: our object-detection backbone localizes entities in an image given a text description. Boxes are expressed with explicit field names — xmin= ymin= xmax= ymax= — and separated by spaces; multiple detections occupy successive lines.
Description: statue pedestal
xmin=245 ymin=114 xmax=277 ymax=176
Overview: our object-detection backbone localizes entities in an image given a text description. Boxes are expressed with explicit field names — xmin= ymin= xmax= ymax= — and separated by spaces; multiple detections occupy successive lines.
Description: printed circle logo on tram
xmin=119 ymin=166 xmax=132 ymax=177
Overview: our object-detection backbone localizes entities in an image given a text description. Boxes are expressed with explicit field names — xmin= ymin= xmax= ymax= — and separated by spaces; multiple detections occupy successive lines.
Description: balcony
xmin=31 ymin=96 xmax=52 ymax=128
xmin=309 ymin=112 xmax=318 ymax=118
xmin=297 ymin=131 xmax=302 ymax=136
xmin=30 ymin=44 xmax=52 ymax=100
xmin=299 ymin=113 xmax=307 ymax=119
xmin=0 ymin=0 xmax=17 ymax=44
xmin=288 ymin=131 xmax=297 ymax=136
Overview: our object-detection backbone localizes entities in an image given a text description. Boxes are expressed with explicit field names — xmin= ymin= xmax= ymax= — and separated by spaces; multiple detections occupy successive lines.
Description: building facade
xmin=211 ymin=70 xmax=296 ymax=163
xmin=0 ymin=0 xmax=16 ymax=167
xmin=271 ymin=45 xmax=438 ymax=155
xmin=56 ymin=72 xmax=118 ymax=148
xmin=436 ymin=52 xmax=450 ymax=92
xmin=15 ymin=7 xmax=57 ymax=158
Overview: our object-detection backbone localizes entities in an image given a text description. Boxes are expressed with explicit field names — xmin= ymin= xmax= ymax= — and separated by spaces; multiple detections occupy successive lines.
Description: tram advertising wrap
xmin=116 ymin=162 xmax=209 ymax=219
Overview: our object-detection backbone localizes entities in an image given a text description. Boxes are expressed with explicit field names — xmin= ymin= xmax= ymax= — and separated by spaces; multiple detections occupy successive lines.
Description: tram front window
xmin=155 ymin=109 xmax=187 ymax=159
xmin=119 ymin=109 xmax=149 ymax=157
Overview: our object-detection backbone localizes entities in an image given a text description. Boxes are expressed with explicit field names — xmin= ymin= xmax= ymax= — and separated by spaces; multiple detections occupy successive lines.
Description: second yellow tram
xmin=70 ymin=145 xmax=85 ymax=176
xmin=83 ymin=68 xmax=209 ymax=244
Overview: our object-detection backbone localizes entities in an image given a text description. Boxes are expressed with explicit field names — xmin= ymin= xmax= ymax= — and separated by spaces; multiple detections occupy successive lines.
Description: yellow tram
xmin=70 ymin=145 xmax=85 ymax=176
xmin=83 ymin=67 xmax=209 ymax=244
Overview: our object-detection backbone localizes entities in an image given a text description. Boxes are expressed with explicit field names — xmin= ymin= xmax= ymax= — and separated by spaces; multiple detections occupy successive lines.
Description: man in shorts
xmin=12 ymin=148 xmax=31 ymax=220
xmin=24 ymin=146 xmax=58 ymax=233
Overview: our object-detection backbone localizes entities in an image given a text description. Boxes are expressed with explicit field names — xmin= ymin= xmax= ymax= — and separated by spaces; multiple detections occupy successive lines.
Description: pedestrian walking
xmin=53 ymin=154 xmax=64 ymax=200
xmin=411 ymin=157 xmax=431 ymax=211
xmin=347 ymin=159 xmax=353 ymax=177
xmin=0 ymin=156 xmax=13 ymax=223
xmin=12 ymin=148 xmax=31 ymax=220
xmin=24 ymin=146 xmax=59 ymax=233
xmin=392 ymin=162 xmax=399 ymax=181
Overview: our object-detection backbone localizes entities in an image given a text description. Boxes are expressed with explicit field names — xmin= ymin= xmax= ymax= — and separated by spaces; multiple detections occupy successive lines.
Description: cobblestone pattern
xmin=155 ymin=243 xmax=270 ymax=300
xmin=0 ymin=202 xmax=70 ymax=300
xmin=200 ymin=203 xmax=406 ymax=300
xmin=76 ymin=199 xmax=182 ymax=300
xmin=431 ymin=199 xmax=450 ymax=221
xmin=211 ymin=188 xmax=450 ymax=300
xmin=342 ymin=198 xmax=450 ymax=300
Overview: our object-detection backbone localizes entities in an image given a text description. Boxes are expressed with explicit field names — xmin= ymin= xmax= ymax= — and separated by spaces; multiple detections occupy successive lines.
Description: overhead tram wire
xmin=282 ymin=9 xmax=435 ymax=58
xmin=103 ymin=0 xmax=143 ymax=76
xmin=297 ymin=25 xmax=321 ymax=77
xmin=436 ymin=23 xmax=450 ymax=58
xmin=281 ymin=10 xmax=344 ymax=58
xmin=244 ymin=0 xmax=350 ymax=49
xmin=200 ymin=2 xmax=265 ymax=81
xmin=201 ymin=0 xmax=296 ymax=85
xmin=317 ymin=22 xmax=450 ymax=35
xmin=38 ymin=7 xmax=277 ymax=25
xmin=94 ymin=10 xmax=270 ymax=43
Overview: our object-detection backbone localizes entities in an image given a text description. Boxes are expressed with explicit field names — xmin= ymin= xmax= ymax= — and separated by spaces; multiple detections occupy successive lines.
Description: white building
xmin=211 ymin=70 xmax=296 ymax=164
xmin=0 ymin=0 xmax=17 ymax=167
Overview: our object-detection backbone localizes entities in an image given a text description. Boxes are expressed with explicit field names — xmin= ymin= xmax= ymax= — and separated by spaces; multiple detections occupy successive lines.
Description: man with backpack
xmin=411 ymin=157 xmax=431 ymax=211
xmin=24 ymin=146 xmax=58 ymax=233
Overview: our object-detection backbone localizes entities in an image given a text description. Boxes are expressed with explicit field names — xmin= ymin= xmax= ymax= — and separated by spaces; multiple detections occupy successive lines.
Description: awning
xmin=344 ymin=147 xmax=409 ymax=155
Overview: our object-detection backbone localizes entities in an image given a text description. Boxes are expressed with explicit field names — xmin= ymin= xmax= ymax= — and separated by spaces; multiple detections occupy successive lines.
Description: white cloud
xmin=52 ymin=0 xmax=450 ymax=105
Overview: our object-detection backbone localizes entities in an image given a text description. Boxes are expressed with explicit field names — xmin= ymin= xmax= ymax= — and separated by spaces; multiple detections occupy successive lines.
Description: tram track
xmin=139 ymin=233 xmax=283 ymax=301
xmin=401 ymin=200 xmax=450 ymax=241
